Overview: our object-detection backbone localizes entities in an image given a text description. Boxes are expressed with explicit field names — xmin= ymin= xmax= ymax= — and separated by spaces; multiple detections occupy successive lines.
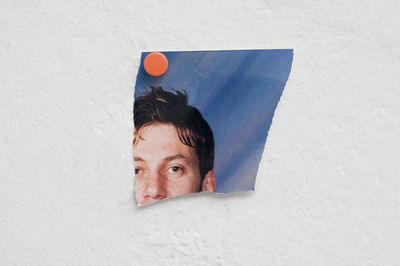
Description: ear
xmin=201 ymin=170 xmax=216 ymax=192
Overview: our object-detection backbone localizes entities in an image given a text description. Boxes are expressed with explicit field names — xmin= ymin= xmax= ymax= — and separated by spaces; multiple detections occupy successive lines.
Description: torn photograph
xmin=133 ymin=49 xmax=293 ymax=206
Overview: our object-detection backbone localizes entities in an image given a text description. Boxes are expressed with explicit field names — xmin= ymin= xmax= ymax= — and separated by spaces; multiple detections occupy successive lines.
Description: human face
xmin=133 ymin=123 xmax=202 ymax=206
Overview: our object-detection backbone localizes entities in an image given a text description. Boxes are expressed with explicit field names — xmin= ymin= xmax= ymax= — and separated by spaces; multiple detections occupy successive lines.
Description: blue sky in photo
xmin=134 ymin=49 xmax=293 ymax=193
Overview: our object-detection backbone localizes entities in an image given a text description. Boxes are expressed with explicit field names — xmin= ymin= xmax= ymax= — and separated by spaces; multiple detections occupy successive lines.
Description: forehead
xmin=134 ymin=123 xmax=199 ymax=164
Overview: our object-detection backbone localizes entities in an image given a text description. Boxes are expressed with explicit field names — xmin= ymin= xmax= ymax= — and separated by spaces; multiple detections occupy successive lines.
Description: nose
xmin=143 ymin=171 xmax=167 ymax=201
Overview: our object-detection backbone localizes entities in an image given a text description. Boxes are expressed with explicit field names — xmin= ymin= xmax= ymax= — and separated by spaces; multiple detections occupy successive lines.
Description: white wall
xmin=1 ymin=1 xmax=399 ymax=265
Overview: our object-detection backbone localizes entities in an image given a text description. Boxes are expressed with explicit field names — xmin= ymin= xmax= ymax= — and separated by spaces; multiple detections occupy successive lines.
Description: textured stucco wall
xmin=1 ymin=1 xmax=399 ymax=265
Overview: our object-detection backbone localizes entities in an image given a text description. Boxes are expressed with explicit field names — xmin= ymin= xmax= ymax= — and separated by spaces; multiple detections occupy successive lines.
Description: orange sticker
xmin=143 ymin=52 xmax=168 ymax=76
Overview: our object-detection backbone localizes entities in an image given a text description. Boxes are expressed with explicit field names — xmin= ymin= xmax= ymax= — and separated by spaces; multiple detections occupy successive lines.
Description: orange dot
xmin=143 ymin=52 xmax=168 ymax=76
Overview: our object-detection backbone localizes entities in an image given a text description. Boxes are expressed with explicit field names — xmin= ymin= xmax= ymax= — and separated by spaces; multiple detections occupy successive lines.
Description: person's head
xmin=133 ymin=86 xmax=215 ymax=206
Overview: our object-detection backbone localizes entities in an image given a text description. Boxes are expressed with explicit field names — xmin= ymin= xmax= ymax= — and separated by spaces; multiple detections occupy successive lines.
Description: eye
xmin=167 ymin=166 xmax=183 ymax=174
xmin=135 ymin=169 xmax=142 ymax=175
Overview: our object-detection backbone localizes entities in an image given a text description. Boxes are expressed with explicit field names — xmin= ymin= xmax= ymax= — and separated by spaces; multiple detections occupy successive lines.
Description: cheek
xmin=134 ymin=177 xmax=145 ymax=198
xmin=167 ymin=175 xmax=200 ymax=195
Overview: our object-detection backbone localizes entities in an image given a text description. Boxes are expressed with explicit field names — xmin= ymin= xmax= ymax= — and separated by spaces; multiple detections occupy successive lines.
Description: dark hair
xmin=134 ymin=86 xmax=214 ymax=181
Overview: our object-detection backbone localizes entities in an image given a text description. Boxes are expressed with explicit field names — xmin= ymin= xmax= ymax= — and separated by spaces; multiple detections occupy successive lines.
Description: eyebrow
xmin=134 ymin=154 xmax=191 ymax=166
xmin=133 ymin=156 xmax=145 ymax=162
xmin=162 ymin=154 xmax=190 ymax=165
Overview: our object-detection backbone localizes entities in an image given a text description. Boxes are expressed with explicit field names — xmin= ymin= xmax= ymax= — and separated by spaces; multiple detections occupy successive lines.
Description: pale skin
xmin=134 ymin=123 xmax=216 ymax=206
